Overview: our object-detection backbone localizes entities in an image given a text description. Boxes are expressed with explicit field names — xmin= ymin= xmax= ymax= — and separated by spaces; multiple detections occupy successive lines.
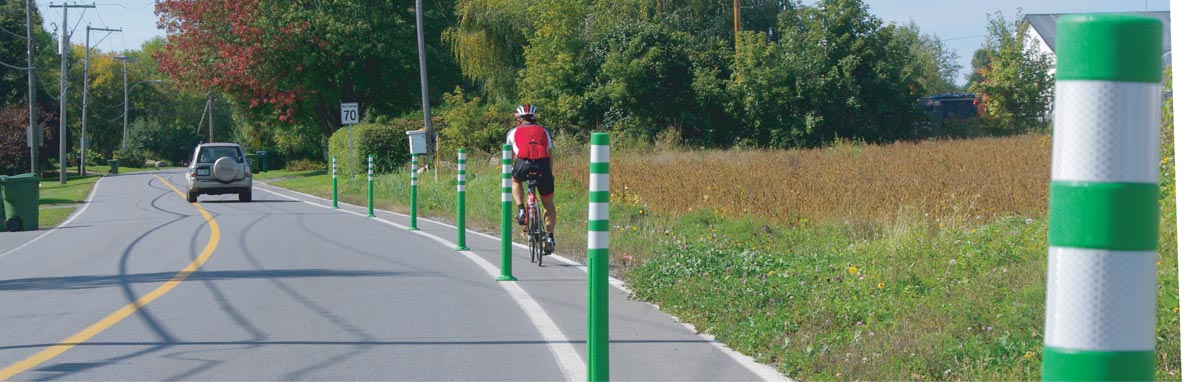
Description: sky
xmin=39 ymin=0 xmax=1171 ymax=84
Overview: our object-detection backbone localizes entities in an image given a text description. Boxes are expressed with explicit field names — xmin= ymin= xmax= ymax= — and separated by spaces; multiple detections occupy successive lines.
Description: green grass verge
xmin=252 ymin=169 xmax=325 ymax=181
xmin=37 ymin=207 xmax=75 ymax=229
xmin=256 ymin=154 xmax=1181 ymax=381
xmin=38 ymin=175 xmax=101 ymax=206
xmin=25 ymin=174 xmax=101 ymax=229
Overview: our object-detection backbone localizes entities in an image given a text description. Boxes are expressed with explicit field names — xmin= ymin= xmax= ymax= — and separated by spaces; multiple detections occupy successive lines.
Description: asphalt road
xmin=0 ymin=170 xmax=783 ymax=381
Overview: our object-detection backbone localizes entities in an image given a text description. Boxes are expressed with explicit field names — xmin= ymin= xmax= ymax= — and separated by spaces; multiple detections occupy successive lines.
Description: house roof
xmin=1025 ymin=11 xmax=1171 ymax=54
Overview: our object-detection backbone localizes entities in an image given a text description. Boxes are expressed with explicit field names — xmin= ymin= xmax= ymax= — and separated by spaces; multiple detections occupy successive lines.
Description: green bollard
xmin=332 ymin=156 xmax=339 ymax=209
xmin=496 ymin=144 xmax=517 ymax=281
xmin=588 ymin=133 xmax=610 ymax=381
xmin=1041 ymin=14 xmax=1162 ymax=382
xmin=367 ymin=154 xmax=375 ymax=217
xmin=456 ymin=149 xmax=469 ymax=251
xmin=410 ymin=153 xmax=419 ymax=230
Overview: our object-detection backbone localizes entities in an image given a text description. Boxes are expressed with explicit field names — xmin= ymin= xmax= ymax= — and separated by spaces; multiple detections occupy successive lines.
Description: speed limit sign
xmin=341 ymin=102 xmax=359 ymax=125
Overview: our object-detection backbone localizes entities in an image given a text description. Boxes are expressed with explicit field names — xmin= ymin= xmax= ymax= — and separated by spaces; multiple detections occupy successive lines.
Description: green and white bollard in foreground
xmin=496 ymin=144 xmax=517 ymax=282
xmin=1043 ymin=14 xmax=1162 ymax=382
xmin=332 ymin=156 xmax=338 ymax=209
xmin=456 ymin=149 xmax=469 ymax=251
xmin=588 ymin=132 xmax=610 ymax=382
xmin=410 ymin=153 xmax=419 ymax=231
xmin=367 ymin=154 xmax=375 ymax=217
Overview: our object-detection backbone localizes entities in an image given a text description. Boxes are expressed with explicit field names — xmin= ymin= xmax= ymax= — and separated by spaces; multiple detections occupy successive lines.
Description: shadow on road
xmin=0 ymin=269 xmax=411 ymax=291
xmin=0 ymin=338 xmax=715 ymax=352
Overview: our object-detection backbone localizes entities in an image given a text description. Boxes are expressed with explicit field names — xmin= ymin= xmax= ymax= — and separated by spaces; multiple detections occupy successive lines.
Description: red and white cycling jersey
xmin=506 ymin=124 xmax=552 ymax=160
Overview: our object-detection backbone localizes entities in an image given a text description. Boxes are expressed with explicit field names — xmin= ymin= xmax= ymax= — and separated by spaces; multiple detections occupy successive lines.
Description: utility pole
xmin=415 ymin=0 xmax=433 ymax=171
xmin=734 ymin=0 xmax=740 ymax=33
xmin=114 ymin=55 xmax=128 ymax=149
xmin=207 ymin=93 xmax=214 ymax=143
xmin=27 ymin=0 xmax=38 ymax=175
xmin=49 ymin=2 xmax=95 ymax=184
xmin=733 ymin=0 xmax=740 ymax=55
xmin=81 ymin=26 xmax=120 ymax=176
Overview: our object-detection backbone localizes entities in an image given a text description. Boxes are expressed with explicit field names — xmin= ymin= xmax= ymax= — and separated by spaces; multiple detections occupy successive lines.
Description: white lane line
xmin=0 ymin=177 xmax=104 ymax=261
xmin=254 ymin=185 xmax=586 ymax=381
xmin=254 ymin=183 xmax=788 ymax=382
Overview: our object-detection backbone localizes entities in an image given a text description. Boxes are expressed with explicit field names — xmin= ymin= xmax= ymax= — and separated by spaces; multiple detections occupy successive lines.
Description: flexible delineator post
xmin=1043 ymin=14 xmax=1162 ymax=382
xmin=367 ymin=154 xmax=375 ymax=217
xmin=497 ymin=144 xmax=516 ymax=281
xmin=410 ymin=153 xmax=419 ymax=230
xmin=332 ymin=156 xmax=338 ymax=209
xmin=588 ymin=132 xmax=610 ymax=381
xmin=456 ymin=148 xmax=469 ymax=251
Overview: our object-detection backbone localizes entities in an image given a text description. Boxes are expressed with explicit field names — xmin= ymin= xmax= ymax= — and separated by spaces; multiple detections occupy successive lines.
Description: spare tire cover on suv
xmin=213 ymin=156 xmax=239 ymax=183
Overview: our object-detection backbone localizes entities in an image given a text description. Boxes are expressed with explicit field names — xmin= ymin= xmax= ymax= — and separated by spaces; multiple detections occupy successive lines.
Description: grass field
xmin=261 ymin=133 xmax=1181 ymax=381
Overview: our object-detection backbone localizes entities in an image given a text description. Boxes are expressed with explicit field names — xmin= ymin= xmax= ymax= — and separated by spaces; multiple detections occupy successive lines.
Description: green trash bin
xmin=244 ymin=153 xmax=260 ymax=173
xmin=1 ymin=173 xmax=39 ymax=232
xmin=257 ymin=151 xmax=268 ymax=173
xmin=108 ymin=159 xmax=119 ymax=174
xmin=0 ymin=176 xmax=6 ymax=228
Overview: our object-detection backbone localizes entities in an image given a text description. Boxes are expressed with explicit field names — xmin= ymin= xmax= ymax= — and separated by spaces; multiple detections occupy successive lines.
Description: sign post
xmin=341 ymin=102 xmax=359 ymax=179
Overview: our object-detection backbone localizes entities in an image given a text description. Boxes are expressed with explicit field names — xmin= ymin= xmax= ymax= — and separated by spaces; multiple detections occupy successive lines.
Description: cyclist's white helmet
xmin=515 ymin=104 xmax=538 ymax=118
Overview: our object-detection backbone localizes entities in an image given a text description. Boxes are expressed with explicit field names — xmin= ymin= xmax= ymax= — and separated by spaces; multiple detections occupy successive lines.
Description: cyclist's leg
xmin=539 ymin=160 xmax=557 ymax=234
xmin=511 ymin=158 xmax=527 ymax=207
xmin=511 ymin=179 xmax=524 ymax=206
xmin=541 ymin=193 xmax=556 ymax=234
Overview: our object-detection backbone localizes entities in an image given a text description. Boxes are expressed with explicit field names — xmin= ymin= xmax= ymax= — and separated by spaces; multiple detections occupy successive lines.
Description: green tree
xmin=156 ymin=0 xmax=460 ymax=148
xmin=517 ymin=0 xmax=595 ymax=135
xmin=966 ymin=48 xmax=989 ymax=89
xmin=443 ymin=0 xmax=530 ymax=102
xmin=968 ymin=11 xmax=1054 ymax=134
xmin=893 ymin=21 xmax=961 ymax=96
xmin=771 ymin=0 xmax=919 ymax=145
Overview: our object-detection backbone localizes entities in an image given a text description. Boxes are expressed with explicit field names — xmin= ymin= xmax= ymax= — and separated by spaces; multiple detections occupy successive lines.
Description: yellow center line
xmin=0 ymin=174 xmax=220 ymax=381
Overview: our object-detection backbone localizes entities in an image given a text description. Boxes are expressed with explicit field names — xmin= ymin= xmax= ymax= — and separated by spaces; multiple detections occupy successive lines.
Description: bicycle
xmin=523 ymin=172 xmax=548 ymax=267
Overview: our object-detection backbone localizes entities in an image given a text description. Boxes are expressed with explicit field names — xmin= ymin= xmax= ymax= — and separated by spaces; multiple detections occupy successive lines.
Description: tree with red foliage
xmin=154 ymin=0 xmax=458 ymax=139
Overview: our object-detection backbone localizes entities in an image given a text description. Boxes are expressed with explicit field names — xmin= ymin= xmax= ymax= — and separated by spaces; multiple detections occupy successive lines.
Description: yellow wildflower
xmin=847 ymin=265 xmax=859 ymax=275
xmin=1024 ymin=351 xmax=1034 ymax=360
xmin=877 ymin=282 xmax=885 ymax=289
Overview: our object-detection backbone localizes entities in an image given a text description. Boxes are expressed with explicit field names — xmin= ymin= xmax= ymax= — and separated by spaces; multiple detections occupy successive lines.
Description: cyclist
xmin=507 ymin=104 xmax=556 ymax=254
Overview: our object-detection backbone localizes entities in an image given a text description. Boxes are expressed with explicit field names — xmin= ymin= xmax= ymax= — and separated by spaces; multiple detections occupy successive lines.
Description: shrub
xmin=329 ymin=120 xmax=431 ymax=175
xmin=285 ymin=158 xmax=325 ymax=172
xmin=0 ymin=105 xmax=30 ymax=175
xmin=439 ymin=88 xmax=514 ymax=156
xmin=113 ymin=148 xmax=150 ymax=168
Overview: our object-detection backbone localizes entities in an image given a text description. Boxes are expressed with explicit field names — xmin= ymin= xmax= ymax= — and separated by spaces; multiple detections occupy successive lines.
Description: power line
xmin=0 ymin=61 xmax=33 ymax=70
xmin=96 ymin=2 xmax=154 ymax=13
xmin=0 ymin=26 xmax=28 ymax=40
xmin=942 ymin=34 xmax=986 ymax=42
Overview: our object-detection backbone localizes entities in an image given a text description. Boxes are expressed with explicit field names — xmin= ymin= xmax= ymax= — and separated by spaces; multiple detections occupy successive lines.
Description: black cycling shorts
xmin=512 ymin=158 xmax=554 ymax=197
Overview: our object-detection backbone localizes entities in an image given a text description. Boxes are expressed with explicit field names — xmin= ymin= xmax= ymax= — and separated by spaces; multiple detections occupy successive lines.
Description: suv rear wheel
xmin=187 ymin=190 xmax=198 ymax=203
xmin=239 ymin=189 xmax=252 ymax=202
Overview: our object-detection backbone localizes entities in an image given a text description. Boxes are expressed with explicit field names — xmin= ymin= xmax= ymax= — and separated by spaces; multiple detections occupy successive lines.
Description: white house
xmin=1024 ymin=11 xmax=1172 ymax=77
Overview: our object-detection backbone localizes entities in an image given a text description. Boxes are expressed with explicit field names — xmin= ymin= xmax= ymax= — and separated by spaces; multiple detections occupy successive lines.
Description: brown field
xmin=556 ymin=134 xmax=1053 ymax=225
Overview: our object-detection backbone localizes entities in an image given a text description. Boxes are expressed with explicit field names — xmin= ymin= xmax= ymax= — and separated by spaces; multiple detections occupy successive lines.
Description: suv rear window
xmin=198 ymin=147 xmax=243 ymax=163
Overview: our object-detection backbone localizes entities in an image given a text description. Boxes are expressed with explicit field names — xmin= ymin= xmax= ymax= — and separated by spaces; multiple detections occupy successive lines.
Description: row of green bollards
xmin=327 ymin=137 xmax=611 ymax=381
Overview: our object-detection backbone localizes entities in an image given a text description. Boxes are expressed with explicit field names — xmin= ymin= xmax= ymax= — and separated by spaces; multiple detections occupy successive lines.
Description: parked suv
xmin=186 ymin=143 xmax=252 ymax=202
